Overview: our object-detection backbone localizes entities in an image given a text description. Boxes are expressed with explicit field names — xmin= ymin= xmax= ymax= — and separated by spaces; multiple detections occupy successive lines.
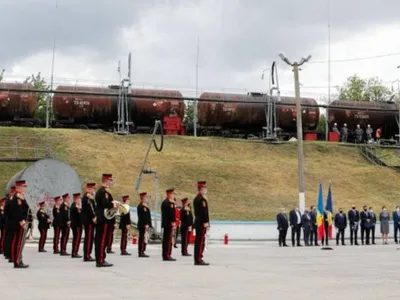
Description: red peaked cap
xmin=102 ymin=173 xmax=112 ymax=180
xmin=139 ymin=192 xmax=147 ymax=198
xmin=86 ymin=183 xmax=96 ymax=188
xmin=166 ymin=189 xmax=174 ymax=195
xmin=73 ymin=193 xmax=81 ymax=198
xmin=122 ymin=195 xmax=130 ymax=201
xmin=54 ymin=196 xmax=61 ymax=200
xmin=10 ymin=186 xmax=16 ymax=192
xmin=15 ymin=180 xmax=27 ymax=187
xmin=197 ymin=181 xmax=207 ymax=188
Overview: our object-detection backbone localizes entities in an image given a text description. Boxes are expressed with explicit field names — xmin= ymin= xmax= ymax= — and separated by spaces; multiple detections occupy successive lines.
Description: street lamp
xmin=261 ymin=68 xmax=271 ymax=92
xmin=278 ymin=52 xmax=312 ymax=213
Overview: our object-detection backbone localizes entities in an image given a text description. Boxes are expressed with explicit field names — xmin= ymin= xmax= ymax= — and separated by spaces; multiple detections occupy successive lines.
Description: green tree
xmin=317 ymin=114 xmax=326 ymax=134
xmin=183 ymin=100 xmax=195 ymax=131
xmin=0 ymin=69 xmax=4 ymax=82
xmin=24 ymin=72 xmax=51 ymax=122
xmin=338 ymin=75 xmax=391 ymax=101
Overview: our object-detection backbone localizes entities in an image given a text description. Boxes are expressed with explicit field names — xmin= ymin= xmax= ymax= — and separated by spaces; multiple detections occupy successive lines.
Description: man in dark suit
xmin=393 ymin=206 xmax=400 ymax=244
xmin=360 ymin=205 xmax=372 ymax=245
xmin=369 ymin=207 xmax=376 ymax=245
xmin=348 ymin=205 xmax=360 ymax=246
xmin=334 ymin=208 xmax=347 ymax=246
xmin=289 ymin=206 xmax=302 ymax=247
xmin=301 ymin=210 xmax=312 ymax=246
xmin=309 ymin=205 xmax=319 ymax=246
xmin=276 ymin=208 xmax=289 ymax=247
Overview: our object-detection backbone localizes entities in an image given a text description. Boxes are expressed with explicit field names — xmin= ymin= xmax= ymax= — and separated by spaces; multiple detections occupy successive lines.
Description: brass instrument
xmin=204 ymin=226 xmax=210 ymax=252
xmin=171 ymin=226 xmax=177 ymax=245
xmin=18 ymin=207 xmax=31 ymax=262
xmin=144 ymin=227 xmax=150 ymax=244
xmin=104 ymin=201 xmax=130 ymax=220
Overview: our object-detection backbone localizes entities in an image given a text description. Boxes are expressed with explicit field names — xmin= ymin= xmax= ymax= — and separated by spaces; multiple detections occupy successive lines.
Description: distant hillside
xmin=0 ymin=127 xmax=399 ymax=220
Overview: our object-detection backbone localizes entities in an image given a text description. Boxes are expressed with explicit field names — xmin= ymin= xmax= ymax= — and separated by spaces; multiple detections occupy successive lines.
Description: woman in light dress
xmin=379 ymin=206 xmax=390 ymax=244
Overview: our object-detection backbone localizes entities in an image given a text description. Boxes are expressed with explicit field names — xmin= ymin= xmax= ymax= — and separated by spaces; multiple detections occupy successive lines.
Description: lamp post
xmin=261 ymin=68 xmax=271 ymax=92
xmin=278 ymin=52 xmax=312 ymax=213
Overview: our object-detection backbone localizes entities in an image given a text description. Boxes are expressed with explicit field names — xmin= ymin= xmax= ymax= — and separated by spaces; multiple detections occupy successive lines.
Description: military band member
xmin=59 ymin=194 xmax=71 ymax=256
xmin=106 ymin=212 xmax=116 ymax=254
xmin=27 ymin=209 xmax=33 ymax=240
xmin=81 ymin=183 xmax=96 ymax=262
xmin=4 ymin=187 xmax=16 ymax=261
xmin=137 ymin=192 xmax=152 ymax=258
xmin=0 ymin=197 xmax=5 ymax=254
xmin=37 ymin=201 xmax=51 ymax=252
xmin=161 ymin=189 xmax=177 ymax=261
xmin=348 ymin=205 xmax=360 ymax=246
xmin=119 ymin=195 xmax=131 ymax=256
xmin=52 ymin=196 xmax=62 ymax=254
xmin=334 ymin=208 xmax=347 ymax=246
xmin=11 ymin=180 xmax=29 ymax=268
xmin=174 ymin=203 xmax=181 ymax=248
xmin=193 ymin=181 xmax=210 ymax=266
xmin=70 ymin=193 xmax=83 ymax=258
xmin=94 ymin=173 xmax=116 ymax=267
xmin=180 ymin=198 xmax=193 ymax=256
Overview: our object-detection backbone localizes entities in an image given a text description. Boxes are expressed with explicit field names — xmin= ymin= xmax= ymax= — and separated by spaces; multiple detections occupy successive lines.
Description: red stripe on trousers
xmin=197 ymin=228 xmax=205 ymax=263
xmin=141 ymin=230 xmax=145 ymax=253
xmin=15 ymin=226 xmax=24 ymax=265
xmin=0 ymin=229 xmax=5 ymax=251
xmin=167 ymin=230 xmax=173 ymax=257
xmin=100 ymin=223 xmax=108 ymax=263
xmin=86 ymin=224 xmax=92 ymax=259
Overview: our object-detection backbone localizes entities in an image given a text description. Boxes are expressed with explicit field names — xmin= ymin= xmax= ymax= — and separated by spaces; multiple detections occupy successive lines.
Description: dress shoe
xmin=182 ymin=253 xmax=192 ymax=256
xmin=96 ymin=262 xmax=113 ymax=267
xmin=195 ymin=260 xmax=210 ymax=266
xmin=39 ymin=249 xmax=47 ymax=253
xmin=139 ymin=253 xmax=149 ymax=258
xmin=121 ymin=252 xmax=131 ymax=256
xmin=8 ymin=259 xmax=13 ymax=263
xmin=173 ymin=245 xmax=178 ymax=248
xmin=53 ymin=251 xmax=60 ymax=254
xmin=84 ymin=257 xmax=95 ymax=262
xmin=283 ymin=244 xmax=289 ymax=247
xmin=14 ymin=262 xmax=29 ymax=268
xmin=163 ymin=257 xmax=176 ymax=261
xmin=60 ymin=252 xmax=70 ymax=256
xmin=106 ymin=250 xmax=115 ymax=254
xmin=71 ymin=254 xmax=82 ymax=258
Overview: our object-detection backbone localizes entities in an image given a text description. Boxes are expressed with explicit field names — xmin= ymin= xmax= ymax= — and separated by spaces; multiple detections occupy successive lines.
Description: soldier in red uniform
xmin=119 ymin=195 xmax=131 ymax=256
xmin=37 ymin=201 xmax=51 ymax=252
xmin=137 ymin=192 xmax=152 ymax=258
xmin=70 ymin=193 xmax=82 ymax=258
xmin=180 ymin=198 xmax=193 ymax=256
xmin=4 ymin=186 xmax=16 ymax=261
xmin=81 ymin=183 xmax=96 ymax=262
xmin=59 ymin=194 xmax=71 ymax=256
xmin=193 ymin=181 xmax=210 ymax=266
xmin=174 ymin=203 xmax=181 ymax=248
xmin=161 ymin=189 xmax=177 ymax=261
xmin=52 ymin=196 xmax=62 ymax=254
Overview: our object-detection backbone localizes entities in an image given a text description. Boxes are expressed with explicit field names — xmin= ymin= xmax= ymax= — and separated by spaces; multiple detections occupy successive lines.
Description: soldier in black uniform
xmin=37 ymin=200 xmax=51 ymax=252
xmin=180 ymin=198 xmax=193 ymax=256
xmin=70 ymin=193 xmax=83 ymax=258
xmin=52 ymin=196 xmax=62 ymax=254
xmin=94 ymin=173 xmax=116 ymax=267
xmin=137 ymin=192 xmax=152 ymax=258
xmin=348 ymin=205 xmax=360 ymax=246
xmin=11 ymin=180 xmax=29 ymax=268
xmin=106 ymin=212 xmax=116 ymax=254
xmin=161 ymin=188 xmax=177 ymax=261
xmin=334 ymin=208 xmax=347 ymax=246
xmin=0 ymin=197 xmax=5 ymax=254
xmin=81 ymin=183 xmax=96 ymax=262
xmin=59 ymin=193 xmax=71 ymax=256
xmin=4 ymin=187 xmax=16 ymax=261
xmin=119 ymin=195 xmax=131 ymax=256
xmin=193 ymin=181 xmax=210 ymax=266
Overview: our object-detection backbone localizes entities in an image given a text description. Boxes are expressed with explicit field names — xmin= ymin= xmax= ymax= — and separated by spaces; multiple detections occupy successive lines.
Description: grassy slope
xmin=0 ymin=127 xmax=399 ymax=221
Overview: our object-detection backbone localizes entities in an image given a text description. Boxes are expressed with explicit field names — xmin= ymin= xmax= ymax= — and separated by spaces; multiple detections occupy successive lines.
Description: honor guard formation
xmin=0 ymin=174 xmax=210 ymax=268
xmin=277 ymin=205 xmax=400 ymax=247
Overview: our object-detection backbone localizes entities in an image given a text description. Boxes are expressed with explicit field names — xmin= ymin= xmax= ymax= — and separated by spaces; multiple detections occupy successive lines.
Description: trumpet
xmin=171 ymin=226 xmax=177 ymax=245
xmin=104 ymin=201 xmax=130 ymax=220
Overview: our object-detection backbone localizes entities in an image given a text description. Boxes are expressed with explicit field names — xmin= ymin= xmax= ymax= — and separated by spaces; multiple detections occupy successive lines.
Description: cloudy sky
xmin=2 ymin=0 xmax=400 ymax=102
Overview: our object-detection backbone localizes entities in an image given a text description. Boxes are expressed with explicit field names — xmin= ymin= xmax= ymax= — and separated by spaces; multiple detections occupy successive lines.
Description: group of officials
xmin=0 ymin=174 xmax=211 ymax=268
xmin=276 ymin=205 xmax=398 ymax=247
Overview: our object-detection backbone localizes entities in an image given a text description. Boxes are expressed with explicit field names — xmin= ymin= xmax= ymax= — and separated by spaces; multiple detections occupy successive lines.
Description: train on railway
xmin=0 ymin=82 xmax=398 ymax=140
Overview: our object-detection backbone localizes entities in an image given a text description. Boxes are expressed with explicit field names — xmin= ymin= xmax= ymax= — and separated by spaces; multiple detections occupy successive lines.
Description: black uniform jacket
xmin=137 ymin=203 xmax=152 ymax=230
xmin=37 ymin=209 xmax=51 ymax=230
xmin=193 ymin=194 xmax=209 ymax=227
xmin=95 ymin=186 xmax=114 ymax=223
xmin=59 ymin=202 xmax=70 ymax=229
xmin=70 ymin=203 xmax=82 ymax=229
xmin=119 ymin=210 xmax=131 ymax=230
xmin=161 ymin=199 xmax=176 ymax=229
xmin=52 ymin=205 xmax=61 ymax=228
xmin=276 ymin=213 xmax=289 ymax=230
xmin=180 ymin=206 xmax=193 ymax=229
xmin=81 ymin=193 xmax=96 ymax=226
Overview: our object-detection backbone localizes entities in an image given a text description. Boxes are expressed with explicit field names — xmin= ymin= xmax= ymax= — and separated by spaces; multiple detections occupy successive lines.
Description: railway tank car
xmin=0 ymin=82 xmax=37 ymax=125
xmin=197 ymin=92 xmax=319 ymax=138
xmin=52 ymin=85 xmax=119 ymax=129
xmin=328 ymin=100 xmax=399 ymax=139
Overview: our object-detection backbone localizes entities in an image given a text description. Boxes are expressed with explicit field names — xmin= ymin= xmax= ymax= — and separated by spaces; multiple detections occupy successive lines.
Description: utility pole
xmin=279 ymin=53 xmax=312 ymax=213
xmin=194 ymin=36 xmax=199 ymax=137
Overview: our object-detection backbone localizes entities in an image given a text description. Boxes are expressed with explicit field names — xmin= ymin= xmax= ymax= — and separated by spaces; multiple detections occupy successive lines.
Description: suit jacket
xmin=309 ymin=210 xmax=317 ymax=226
xmin=334 ymin=213 xmax=347 ymax=229
xmin=301 ymin=213 xmax=312 ymax=229
xmin=276 ymin=213 xmax=289 ymax=230
xmin=289 ymin=210 xmax=302 ymax=227
xmin=393 ymin=211 xmax=400 ymax=225
xmin=348 ymin=209 xmax=360 ymax=226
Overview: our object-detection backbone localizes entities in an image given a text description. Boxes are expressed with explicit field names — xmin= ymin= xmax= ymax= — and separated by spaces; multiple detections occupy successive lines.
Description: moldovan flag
xmin=325 ymin=184 xmax=333 ymax=239
xmin=316 ymin=184 xmax=325 ymax=239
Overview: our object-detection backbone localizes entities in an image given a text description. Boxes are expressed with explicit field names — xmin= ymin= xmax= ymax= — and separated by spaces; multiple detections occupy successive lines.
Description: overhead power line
xmin=310 ymin=51 xmax=400 ymax=64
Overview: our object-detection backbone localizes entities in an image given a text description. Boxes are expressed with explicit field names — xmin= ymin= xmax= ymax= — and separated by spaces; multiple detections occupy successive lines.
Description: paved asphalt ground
xmin=0 ymin=241 xmax=399 ymax=300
